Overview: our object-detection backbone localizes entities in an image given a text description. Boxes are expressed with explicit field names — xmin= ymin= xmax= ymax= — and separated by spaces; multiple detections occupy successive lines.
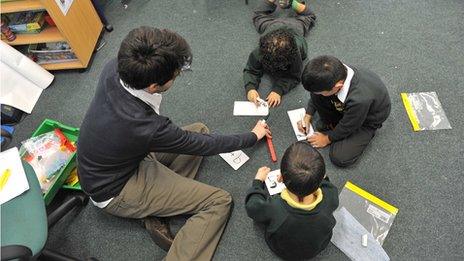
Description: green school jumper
xmin=243 ymin=25 xmax=308 ymax=96
xmin=245 ymin=178 xmax=339 ymax=260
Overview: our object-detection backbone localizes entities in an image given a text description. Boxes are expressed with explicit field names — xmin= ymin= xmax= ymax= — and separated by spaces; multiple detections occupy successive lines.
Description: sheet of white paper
xmin=331 ymin=207 xmax=390 ymax=261
xmin=265 ymin=169 xmax=286 ymax=195
xmin=0 ymin=41 xmax=54 ymax=113
xmin=219 ymin=150 xmax=250 ymax=170
xmin=233 ymin=101 xmax=269 ymax=116
xmin=54 ymin=0 xmax=74 ymax=15
xmin=0 ymin=41 xmax=53 ymax=88
xmin=0 ymin=147 xmax=30 ymax=205
xmin=287 ymin=108 xmax=314 ymax=141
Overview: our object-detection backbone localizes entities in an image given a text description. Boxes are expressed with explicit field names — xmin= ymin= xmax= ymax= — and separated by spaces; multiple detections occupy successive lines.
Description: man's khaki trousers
xmin=104 ymin=123 xmax=232 ymax=261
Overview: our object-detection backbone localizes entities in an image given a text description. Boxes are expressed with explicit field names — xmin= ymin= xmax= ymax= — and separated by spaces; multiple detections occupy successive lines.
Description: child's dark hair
xmin=280 ymin=141 xmax=325 ymax=200
xmin=259 ymin=28 xmax=298 ymax=74
xmin=118 ymin=26 xmax=192 ymax=89
xmin=302 ymin=55 xmax=347 ymax=93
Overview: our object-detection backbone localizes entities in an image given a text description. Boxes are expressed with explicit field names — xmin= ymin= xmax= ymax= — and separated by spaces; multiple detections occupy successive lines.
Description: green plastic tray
xmin=62 ymin=180 xmax=81 ymax=191
xmin=27 ymin=119 xmax=79 ymax=205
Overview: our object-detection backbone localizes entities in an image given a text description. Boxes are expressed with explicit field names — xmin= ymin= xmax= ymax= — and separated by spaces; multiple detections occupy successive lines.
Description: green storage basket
xmin=26 ymin=119 xmax=80 ymax=205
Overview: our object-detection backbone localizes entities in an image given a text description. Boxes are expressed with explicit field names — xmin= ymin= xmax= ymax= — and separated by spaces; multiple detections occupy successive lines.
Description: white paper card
xmin=54 ymin=0 xmax=74 ymax=15
xmin=0 ymin=147 xmax=30 ymax=205
xmin=233 ymin=101 xmax=269 ymax=116
xmin=287 ymin=108 xmax=314 ymax=141
xmin=219 ymin=150 xmax=250 ymax=170
xmin=265 ymin=169 xmax=286 ymax=195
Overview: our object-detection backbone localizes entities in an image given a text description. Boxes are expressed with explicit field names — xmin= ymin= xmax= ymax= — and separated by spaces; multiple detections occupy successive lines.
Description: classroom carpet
xmin=8 ymin=0 xmax=464 ymax=260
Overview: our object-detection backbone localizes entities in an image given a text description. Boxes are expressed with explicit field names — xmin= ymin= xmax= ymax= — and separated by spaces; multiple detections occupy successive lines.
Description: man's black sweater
xmin=245 ymin=178 xmax=339 ymax=260
xmin=306 ymin=66 xmax=391 ymax=142
xmin=77 ymin=59 xmax=257 ymax=202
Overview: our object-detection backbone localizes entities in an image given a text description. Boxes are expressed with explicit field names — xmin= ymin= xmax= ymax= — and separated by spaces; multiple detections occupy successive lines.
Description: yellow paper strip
xmin=401 ymin=93 xmax=421 ymax=131
xmin=345 ymin=181 xmax=399 ymax=215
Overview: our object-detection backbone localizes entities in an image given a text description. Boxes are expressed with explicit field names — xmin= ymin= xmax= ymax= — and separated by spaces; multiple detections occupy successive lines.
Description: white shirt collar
xmin=337 ymin=64 xmax=354 ymax=103
xmin=120 ymin=79 xmax=162 ymax=114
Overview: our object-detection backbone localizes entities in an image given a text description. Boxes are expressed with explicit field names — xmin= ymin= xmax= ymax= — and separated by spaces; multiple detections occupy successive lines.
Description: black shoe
xmin=141 ymin=217 xmax=173 ymax=252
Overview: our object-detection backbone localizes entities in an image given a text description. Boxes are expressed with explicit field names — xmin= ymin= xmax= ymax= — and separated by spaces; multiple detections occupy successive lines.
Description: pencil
xmin=301 ymin=113 xmax=307 ymax=134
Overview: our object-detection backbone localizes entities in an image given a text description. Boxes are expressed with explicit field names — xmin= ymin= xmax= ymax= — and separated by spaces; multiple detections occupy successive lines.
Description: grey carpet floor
xmin=8 ymin=0 xmax=464 ymax=260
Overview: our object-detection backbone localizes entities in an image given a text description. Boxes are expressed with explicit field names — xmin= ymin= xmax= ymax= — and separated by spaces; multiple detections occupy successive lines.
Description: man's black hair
xmin=280 ymin=141 xmax=325 ymax=199
xmin=302 ymin=55 xmax=347 ymax=93
xmin=259 ymin=28 xmax=298 ymax=74
xmin=118 ymin=26 xmax=192 ymax=89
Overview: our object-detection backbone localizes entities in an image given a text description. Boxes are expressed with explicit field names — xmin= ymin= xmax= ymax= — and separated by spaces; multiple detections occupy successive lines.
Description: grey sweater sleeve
xmin=150 ymin=117 xmax=257 ymax=155
xmin=326 ymin=99 xmax=370 ymax=141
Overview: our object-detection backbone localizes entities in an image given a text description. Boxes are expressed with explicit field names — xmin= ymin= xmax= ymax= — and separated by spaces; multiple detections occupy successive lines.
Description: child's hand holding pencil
xmin=297 ymin=113 xmax=312 ymax=134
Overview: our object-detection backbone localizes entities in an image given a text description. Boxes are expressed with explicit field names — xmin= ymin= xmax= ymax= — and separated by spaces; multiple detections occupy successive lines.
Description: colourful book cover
xmin=5 ymin=11 xmax=45 ymax=33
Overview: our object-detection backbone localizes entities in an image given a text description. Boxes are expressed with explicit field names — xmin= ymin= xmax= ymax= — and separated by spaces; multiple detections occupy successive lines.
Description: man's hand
xmin=266 ymin=91 xmax=281 ymax=107
xmin=255 ymin=166 xmax=271 ymax=181
xmin=247 ymin=89 xmax=260 ymax=106
xmin=297 ymin=114 xmax=312 ymax=134
xmin=307 ymin=132 xmax=331 ymax=148
xmin=251 ymin=120 xmax=272 ymax=140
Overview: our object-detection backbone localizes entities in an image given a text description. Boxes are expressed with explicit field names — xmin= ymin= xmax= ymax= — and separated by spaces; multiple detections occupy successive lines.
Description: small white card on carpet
xmin=233 ymin=101 xmax=269 ymax=116
xmin=287 ymin=108 xmax=314 ymax=141
xmin=219 ymin=150 xmax=249 ymax=170
xmin=265 ymin=169 xmax=286 ymax=195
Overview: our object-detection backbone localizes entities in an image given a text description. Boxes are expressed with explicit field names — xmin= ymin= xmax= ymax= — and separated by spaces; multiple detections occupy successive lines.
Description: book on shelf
xmin=2 ymin=11 xmax=46 ymax=34
xmin=28 ymin=42 xmax=78 ymax=65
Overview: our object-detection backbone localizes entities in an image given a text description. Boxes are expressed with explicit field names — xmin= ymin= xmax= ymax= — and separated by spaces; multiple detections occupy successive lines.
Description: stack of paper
xmin=0 ymin=147 xmax=30 ymax=205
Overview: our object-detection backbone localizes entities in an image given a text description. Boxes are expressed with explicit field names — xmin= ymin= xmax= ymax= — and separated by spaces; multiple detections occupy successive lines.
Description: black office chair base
xmin=48 ymin=194 xmax=88 ymax=228
xmin=40 ymin=249 xmax=79 ymax=261
xmin=1 ymin=245 xmax=32 ymax=261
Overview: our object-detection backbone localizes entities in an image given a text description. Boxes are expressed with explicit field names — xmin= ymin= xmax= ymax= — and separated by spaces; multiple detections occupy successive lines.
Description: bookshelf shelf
xmin=5 ymin=26 xmax=65 ymax=46
xmin=1 ymin=0 xmax=102 ymax=70
xmin=41 ymin=60 xmax=84 ymax=70
xmin=1 ymin=0 xmax=45 ymax=14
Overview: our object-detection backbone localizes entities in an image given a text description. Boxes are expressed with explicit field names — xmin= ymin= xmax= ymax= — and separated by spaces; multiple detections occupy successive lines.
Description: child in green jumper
xmin=244 ymin=0 xmax=316 ymax=107
xmin=245 ymin=141 xmax=339 ymax=260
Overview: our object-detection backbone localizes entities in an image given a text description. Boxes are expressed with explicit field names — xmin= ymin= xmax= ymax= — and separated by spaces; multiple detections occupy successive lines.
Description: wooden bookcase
xmin=1 ymin=0 xmax=103 ymax=70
